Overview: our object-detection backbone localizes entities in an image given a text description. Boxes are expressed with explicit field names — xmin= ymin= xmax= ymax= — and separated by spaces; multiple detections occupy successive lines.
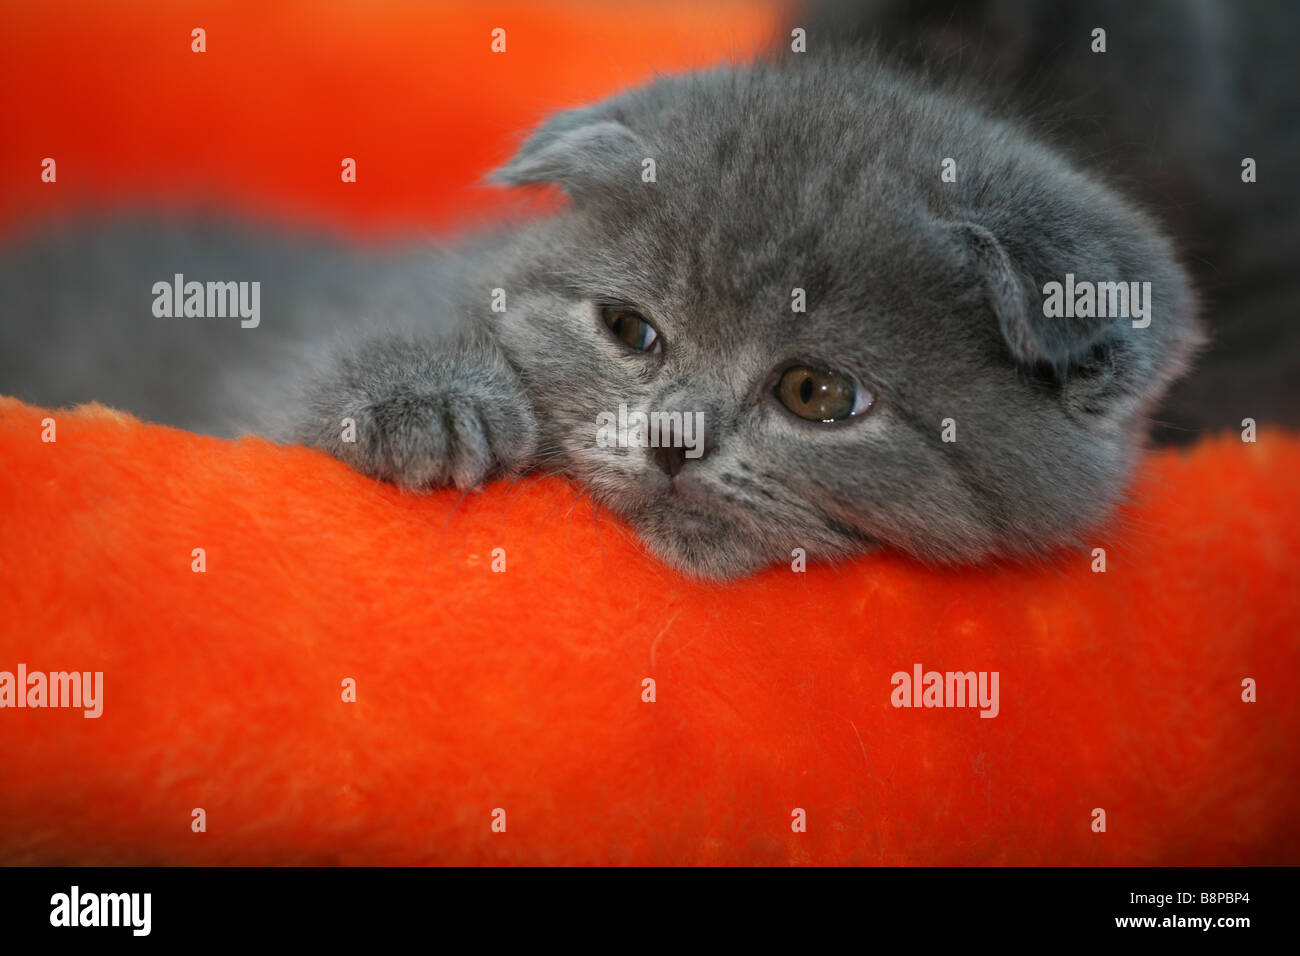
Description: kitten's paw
xmin=305 ymin=344 xmax=539 ymax=492
xmin=353 ymin=389 xmax=537 ymax=491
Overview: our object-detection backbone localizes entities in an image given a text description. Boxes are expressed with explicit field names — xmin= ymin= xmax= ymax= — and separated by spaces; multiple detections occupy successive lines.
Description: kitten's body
xmin=2 ymin=50 xmax=1206 ymax=577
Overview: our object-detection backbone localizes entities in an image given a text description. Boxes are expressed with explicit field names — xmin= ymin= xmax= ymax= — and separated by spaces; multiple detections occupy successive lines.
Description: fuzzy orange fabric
xmin=2 ymin=0 xmax=1298 ymax=865
xmin=0 ymin=398 xmax=1297 ymax=864
xmin=0 ymin=0 xmax=782 ymax=237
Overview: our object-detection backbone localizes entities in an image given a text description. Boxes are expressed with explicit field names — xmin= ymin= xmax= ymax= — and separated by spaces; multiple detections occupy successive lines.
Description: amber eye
xmin=776 ymin=366 xmax=870 ymax=422
xmin=601 ymin=305 xmax=661 ymax=354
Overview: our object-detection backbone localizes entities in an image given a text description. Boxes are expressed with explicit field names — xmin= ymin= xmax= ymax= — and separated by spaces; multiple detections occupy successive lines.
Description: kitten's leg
xmin=293 ymin=335 xmax=539 ymax=491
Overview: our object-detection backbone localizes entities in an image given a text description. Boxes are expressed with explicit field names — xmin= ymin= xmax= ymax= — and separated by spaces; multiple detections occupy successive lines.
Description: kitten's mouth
xmin=661 ymin=499 xmax=718 ymax=532
xmin=608 ymin=473 xmax=735 ymax=532
xmin=630 ymin=498 xmax=766 ymax=579
xmin=662 ymin=472 xmax=716 ymax=506
xmin=571 ymin=458 xmax=773 ymax=577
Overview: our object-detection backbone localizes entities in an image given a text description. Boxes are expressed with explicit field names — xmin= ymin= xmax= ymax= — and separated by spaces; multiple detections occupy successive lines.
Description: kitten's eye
xmin=776 ymin=366 xmax=871 ymax=422
xmin=601 ymin=305 xmax=661 ymax=354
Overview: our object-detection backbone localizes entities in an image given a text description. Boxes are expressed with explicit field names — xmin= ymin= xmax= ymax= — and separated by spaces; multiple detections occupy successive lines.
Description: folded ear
xmin=955 ymin=221 xmax=1117 ymax=372
xmin=489 ymin=105 xmax=647 ymax=197
xmin=951 ymin=220 xmax=1196 ymax=417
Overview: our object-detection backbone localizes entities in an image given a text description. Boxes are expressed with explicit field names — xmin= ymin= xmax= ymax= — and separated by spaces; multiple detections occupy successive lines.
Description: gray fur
xmin=795 ymin=0 xmax=1300 ymax=441
xmin=1 ymin=52 xmax=1203 ymax=578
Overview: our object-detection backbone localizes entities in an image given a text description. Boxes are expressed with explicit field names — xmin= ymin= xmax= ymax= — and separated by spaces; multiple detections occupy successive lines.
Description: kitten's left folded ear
xmin=952 ymin=218 xmax=1202 ymax=417
xmin=489 ymin=105 xmax=647 ymax=197
xmin=956 ymin=221 xmax=1114 ymax=371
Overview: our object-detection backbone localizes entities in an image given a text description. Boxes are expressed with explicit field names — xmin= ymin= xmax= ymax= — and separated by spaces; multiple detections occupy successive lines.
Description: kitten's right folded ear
xmin=489 ymin=105 xmax=647 ymax=197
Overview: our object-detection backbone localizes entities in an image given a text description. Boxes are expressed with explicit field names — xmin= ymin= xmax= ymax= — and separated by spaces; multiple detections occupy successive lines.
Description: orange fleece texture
xmin=1 ymin=1 xmax=1298 ymax=864
xmin=0 ymin=0 xmax=783 ymax=238
xmin=0 ymin=399 xmax=1297 ymax=864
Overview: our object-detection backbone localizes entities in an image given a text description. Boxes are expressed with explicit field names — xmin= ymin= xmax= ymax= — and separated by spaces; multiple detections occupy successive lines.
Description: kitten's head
xmin=488 ymin=55 xmax=1201 ymax=578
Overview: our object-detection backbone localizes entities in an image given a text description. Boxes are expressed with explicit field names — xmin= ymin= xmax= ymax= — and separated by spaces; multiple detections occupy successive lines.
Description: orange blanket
xmin=1 ymin=399 xmax=1297 ymax=864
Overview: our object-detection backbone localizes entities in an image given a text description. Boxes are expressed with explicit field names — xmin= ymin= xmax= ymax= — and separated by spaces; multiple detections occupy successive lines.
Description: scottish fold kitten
xmin=0 ymin=53 xmax=1201 ymax=579
xmin=291 ymin=52 xmax=1200 ymax=577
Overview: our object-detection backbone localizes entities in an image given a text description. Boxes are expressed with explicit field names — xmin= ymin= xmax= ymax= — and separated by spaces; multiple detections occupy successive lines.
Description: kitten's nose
xmin=651 ymin=420 xmax=708 ymax=477
xmin=654 ymin=442 xmax=689 ymax=477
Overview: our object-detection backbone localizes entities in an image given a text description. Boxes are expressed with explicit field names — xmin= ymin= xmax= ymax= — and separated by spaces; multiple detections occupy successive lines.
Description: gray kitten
xmin=292 ymin=52 xmax=1200 ymax=577
xmin=0 ymin=53 xmax=1200 ymax=579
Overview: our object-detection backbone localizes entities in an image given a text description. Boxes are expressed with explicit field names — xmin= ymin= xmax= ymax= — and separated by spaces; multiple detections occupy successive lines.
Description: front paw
xmin=306 ymin=345 xmax=539 ymax=491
